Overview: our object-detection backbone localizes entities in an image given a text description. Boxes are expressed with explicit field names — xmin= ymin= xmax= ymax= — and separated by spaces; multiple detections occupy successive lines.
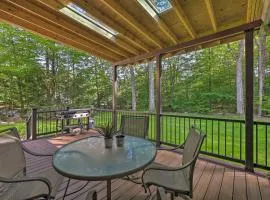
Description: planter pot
xmin=104 ymin=138 xmax=113 ymax=148
xmin=116 ymin=135 xmax=125 ymax=147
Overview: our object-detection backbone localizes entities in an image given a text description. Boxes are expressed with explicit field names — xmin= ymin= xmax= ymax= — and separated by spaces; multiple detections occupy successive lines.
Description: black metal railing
xmin=26 ymin=107 xmax=270 ymax=170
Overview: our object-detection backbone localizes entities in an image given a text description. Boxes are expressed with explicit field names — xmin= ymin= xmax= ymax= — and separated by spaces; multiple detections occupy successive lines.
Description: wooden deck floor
xmin=22 ymin=132 xmax=270 ymax=200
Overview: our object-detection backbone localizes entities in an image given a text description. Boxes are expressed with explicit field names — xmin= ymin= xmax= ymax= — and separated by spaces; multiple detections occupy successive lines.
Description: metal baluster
xmin=266 ymin=125 xmax=268 ymax=166
xmin=218 ymin=120 xmax=220 ymax=155
xmin=183 ymin=117 xmax=186 ymax=139
xmin=174 ymin=116 xmax=176 ymax=145
xmin=206 ymin=120 xmax=208 ymax=151
xmin=240 ymin=122 xmax=242 ymax=160
xmin=225 ymin=121 xmax=227 ymax=157
xmin=212 ymin=120 xmax=214 ymax=153
xmin=232 ymin=122 xmax=234 ymax=158
xmin=256 ymin=123 xmax=258 ymax=164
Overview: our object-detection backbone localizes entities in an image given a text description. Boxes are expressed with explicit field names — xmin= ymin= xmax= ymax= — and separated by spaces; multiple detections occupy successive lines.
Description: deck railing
xmin=26 ymin=108 xmax=270 ymax=170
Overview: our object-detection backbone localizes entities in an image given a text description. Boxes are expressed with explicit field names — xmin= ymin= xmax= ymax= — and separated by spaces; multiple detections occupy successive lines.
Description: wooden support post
xmin=112 ymin=65 xmax=118 ymax=130
xmin=155 ymin=54 xmax=162 ymax=147
xmin=31 ymin=108 xmax=37 ymax=140
xmin=245 ymin=29 xmax=254 ymax=172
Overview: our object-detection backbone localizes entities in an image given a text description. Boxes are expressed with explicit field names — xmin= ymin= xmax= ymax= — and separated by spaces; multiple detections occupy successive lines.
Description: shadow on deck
xmin=22 ymin=131 xmax=270 ymax=200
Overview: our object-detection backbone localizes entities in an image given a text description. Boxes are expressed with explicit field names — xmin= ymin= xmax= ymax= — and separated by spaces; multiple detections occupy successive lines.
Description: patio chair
xmin=1 ymin=127 xmax=53 ymax=156
xmin=142 ymin=126 xmax=206 ymax=199
xmin=117 ymin=115 xmax=149 ymax=138
xmin=0 ymin=132 xmax=63 ymax=199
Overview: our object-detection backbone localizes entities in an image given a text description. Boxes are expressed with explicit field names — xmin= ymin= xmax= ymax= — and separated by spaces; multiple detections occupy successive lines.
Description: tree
xmin=130 ymin=66 xmax=137 ymax=110
xmin=256 ymin=29 xmax=266 ymax=116
xmin=235 ymin=40 xmax=245 ymax=114
xmin=148 ymin=62 xmax=155 ymax=112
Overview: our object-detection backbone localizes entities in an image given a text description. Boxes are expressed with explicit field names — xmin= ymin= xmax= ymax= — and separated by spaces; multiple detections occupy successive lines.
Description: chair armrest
xmin=143 ymin=157 xmax=195 ymax=175
xmin=0 ymin=176 xmax=52 ymax=198
xmin=156 ymin=144 xmax=184 ymax=151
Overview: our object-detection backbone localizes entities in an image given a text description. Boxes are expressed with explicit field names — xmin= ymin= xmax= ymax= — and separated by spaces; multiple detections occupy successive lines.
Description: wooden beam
xmin=245 ymin=28 xmax=254 ymax=172
xmin=114 ymin=20 xmax=262 ymax=66
xmin=70 ymin=0 xmax=151 ymax=53
xmin=1 ymin=1 xmax=124 ymax=60
xmin=9 ymin=0 xmax=132 ymax=58
xmin=0 ymin=10 xmax=117 ymax=62
xmin=100 ymin=0 xmax=164 ymax=48
xmin=155 ymin=54 xmax=162 ymax=147
xmin=136 ymin=0 xmax=178 ymax=45
xmin=171 ymin=0 xmax=196 ymax=39
xmin=204 ymin=0 xmax=218 ymax=32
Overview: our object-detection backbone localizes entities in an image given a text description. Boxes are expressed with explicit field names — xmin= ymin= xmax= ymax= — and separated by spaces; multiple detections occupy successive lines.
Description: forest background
xmin=0 ymin=22 xmax=270 ymax=124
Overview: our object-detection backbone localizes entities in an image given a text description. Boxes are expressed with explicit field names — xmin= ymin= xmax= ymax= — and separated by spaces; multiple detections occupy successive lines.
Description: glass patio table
xmin=52 ymin=135 xmax=157 ymax=200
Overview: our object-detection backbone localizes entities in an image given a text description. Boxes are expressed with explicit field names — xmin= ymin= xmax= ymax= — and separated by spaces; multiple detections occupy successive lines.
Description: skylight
xmin=147 ymin=0 xmax=172 ymax=14
xmin=60 ymin=3 xmax=118 ymax=39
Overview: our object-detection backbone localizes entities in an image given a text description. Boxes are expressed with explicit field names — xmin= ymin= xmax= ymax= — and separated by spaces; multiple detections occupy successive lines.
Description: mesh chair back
xmin=182 ymin=127 xmax=205 ymax=186
xmin=0 ymin=131 xmax=26 ymax=196
xmin=120 ymin=115 xmax=149 ymax=138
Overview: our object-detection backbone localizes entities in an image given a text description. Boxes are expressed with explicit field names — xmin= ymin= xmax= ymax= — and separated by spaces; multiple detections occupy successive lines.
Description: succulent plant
xmin=96 ymin=122 xmax=114 ymax=139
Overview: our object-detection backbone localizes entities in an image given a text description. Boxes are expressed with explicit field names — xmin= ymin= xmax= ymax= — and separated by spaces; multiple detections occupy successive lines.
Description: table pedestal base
xmin=107 ymin=179 xmax=111 ymax=200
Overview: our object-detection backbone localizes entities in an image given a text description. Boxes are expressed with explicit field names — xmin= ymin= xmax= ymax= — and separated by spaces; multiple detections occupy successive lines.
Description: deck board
xmin=219 ymin=168 xmax=234 ymax=200
xmin=233 ymin=171 xmax=247 ymax=200
xmin=21 ymin=133 xmax=270 ymax=200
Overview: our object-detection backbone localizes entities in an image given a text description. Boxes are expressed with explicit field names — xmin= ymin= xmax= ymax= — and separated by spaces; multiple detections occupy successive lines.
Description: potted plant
xmin=96 ymin=123 xmax=114 ymax=148
xmin=116 ymin=133 xmax=125 ymax=147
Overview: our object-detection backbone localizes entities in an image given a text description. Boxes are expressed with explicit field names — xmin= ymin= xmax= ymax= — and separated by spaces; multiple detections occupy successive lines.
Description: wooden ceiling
xmin=0 ymin=0 xmax=266 ymax=64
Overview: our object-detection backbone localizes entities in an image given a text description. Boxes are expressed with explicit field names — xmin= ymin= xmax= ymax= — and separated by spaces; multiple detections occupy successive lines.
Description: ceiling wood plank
xmin=38 ymin=0 xmax=145 ymax=54
xmin=0 ymin=1 xmax=124 ymax=60
xmin=135 ymin=0 xmax=178 ymax=45
xmin=0 ymin=10 xmax=117 ymax=62
xmin=69 ymin=0 xmax=151 ymax=53
xmin=247 ymin=0 xmax=253 ymax=22
xmin=100 ymin=0 xmax=164 ymax=48
xmin=204 ymin=0 xmax=218 ymax=32
xmin=36 ymin=0 xmax=139 ymax=55
xmin=171 ymin=0 xmax=196 ymax=39
xmin=10 ymin=0 xmax=133 ymax=58
xmin=262 ymin=0 xmax=270 ymax=23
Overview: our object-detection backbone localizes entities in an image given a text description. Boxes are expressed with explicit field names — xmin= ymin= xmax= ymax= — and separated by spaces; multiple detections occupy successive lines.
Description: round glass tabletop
xmin=52 ymin=136 xmax=156 ymax=181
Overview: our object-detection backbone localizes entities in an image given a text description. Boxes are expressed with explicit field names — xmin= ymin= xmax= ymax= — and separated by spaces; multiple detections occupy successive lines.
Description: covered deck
xmin=1 ymin=1 xmax=270 ymax=199
xmin=23 ymin=132 xmax=270 ymax=200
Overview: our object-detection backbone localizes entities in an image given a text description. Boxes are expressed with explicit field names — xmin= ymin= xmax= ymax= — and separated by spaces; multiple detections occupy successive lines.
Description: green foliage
xmin=96 ymin=122 xmax=114 ymax=139
xmin=0 ymin=22 xmax=111 ymax=112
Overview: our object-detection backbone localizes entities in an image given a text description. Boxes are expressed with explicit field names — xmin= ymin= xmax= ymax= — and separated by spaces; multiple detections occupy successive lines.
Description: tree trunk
xmin=93 ymin=64 xmax=101 ymax=108
xmin=257 ymin=30 xmax=266 ymax=116
xmin=149 ymin=62 xmax=155 ymax=112
xmin=236 ymin=40 xmax=245 ymax=114
xmin=130 ymin=66 xmax=137 ymax=111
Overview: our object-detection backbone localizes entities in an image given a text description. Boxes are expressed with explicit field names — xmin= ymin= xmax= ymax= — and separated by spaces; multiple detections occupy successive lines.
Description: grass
xmin=93 ymin=111 xmax=270 ymax=167
xmin=0 ymin=122 xmax=26 ymax=138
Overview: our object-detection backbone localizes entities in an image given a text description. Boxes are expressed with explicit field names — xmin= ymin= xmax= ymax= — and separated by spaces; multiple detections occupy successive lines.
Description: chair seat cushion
xmin=143 ymin=164 xmax=190 ymax=193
